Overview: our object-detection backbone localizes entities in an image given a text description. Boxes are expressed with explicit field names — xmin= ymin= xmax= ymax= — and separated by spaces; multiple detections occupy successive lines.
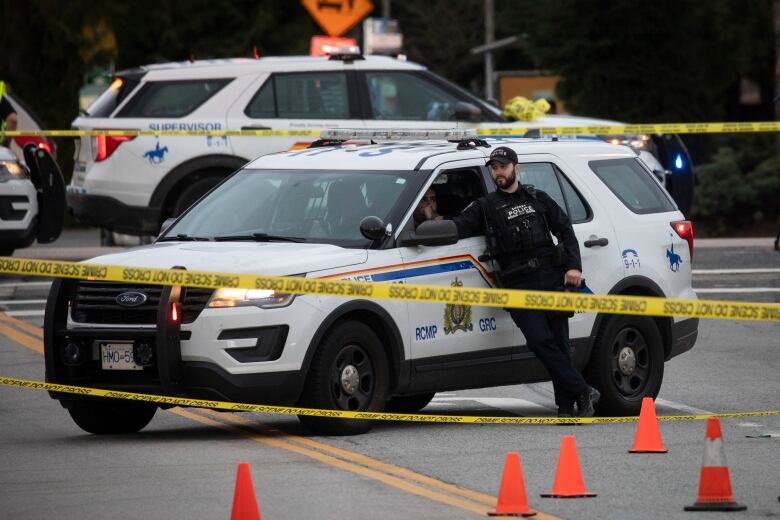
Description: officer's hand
xmin=564 ymin=269 xmax=582 ymax=287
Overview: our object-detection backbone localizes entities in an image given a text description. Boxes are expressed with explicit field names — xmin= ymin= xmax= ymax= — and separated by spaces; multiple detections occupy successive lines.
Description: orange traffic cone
xmin=684 ymin=417 xmax=747 ymax=512
xmin=628 ymin=397 xmax=668 ymax=453
xmin=231 ymin=462 xmax=262 ymax=520
xmin=488 ymin=452 xmax=536 ymax=517
xmin=540 ymin=435 xmax=596 ymax=498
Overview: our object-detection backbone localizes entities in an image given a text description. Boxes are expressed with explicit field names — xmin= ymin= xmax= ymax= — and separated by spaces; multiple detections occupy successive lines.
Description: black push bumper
xmin=44 ymin=278 xmax=305 ymax=408
xmin=668 ymin=317 xmax=698 ymax=359
xmin=66 ymin=191 xmax=161 ymax=235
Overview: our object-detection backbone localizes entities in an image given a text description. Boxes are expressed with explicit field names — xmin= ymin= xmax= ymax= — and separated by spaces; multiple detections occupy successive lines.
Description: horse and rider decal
xmin=143 ymin=141 xmax=169 ymax=164
xmin=666 ymin=240 xmax=683 ymax=272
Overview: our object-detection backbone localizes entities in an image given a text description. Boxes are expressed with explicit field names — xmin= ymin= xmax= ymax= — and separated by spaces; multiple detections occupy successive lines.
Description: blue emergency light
xmin=674 ymin=154 xmax=684 ymax=170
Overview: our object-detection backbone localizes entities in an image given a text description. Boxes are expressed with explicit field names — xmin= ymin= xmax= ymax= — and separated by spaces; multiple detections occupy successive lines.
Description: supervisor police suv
xmin=45 ymin=129 xmax=698 ymax=436
xmin=68 ymin=52 xmax=695 ymax=244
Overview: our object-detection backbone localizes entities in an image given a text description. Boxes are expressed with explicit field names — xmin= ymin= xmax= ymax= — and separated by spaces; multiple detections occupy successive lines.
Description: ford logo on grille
xmin=116 ymin=292 xmax=148 ymax=307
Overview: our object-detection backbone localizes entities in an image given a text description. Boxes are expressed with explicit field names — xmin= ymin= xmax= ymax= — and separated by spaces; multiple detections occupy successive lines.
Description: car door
xmin=514 ymin=153 xmax=624 ymax=340
xmin=22 ymin=145 xmax=65 ymax=244
xmin=227 ymin=71 xmax=364 ymax=158
xmin=397 ymin=161 xmax=519 ymax=363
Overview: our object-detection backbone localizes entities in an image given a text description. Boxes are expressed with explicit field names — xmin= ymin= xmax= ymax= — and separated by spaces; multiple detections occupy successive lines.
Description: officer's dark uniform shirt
xmin=453 ymin=187 xmax=581 ymax=289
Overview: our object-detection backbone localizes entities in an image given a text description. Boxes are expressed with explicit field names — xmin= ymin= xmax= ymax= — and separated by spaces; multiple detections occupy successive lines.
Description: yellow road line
xmin=0 ymin=322 xmax=43 ymax=354
xmin=198 ymin=408 xmax=499 ymax=507
xmin=0 ymin=311 xmax=44 ymax=338
xmin=0 ymin=320 xmax=558 ymax=518
xmin=175 ymin=408 xmax=559 ymax=518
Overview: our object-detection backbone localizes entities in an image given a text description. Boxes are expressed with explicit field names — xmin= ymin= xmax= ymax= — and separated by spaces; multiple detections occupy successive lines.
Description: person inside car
xmin=413 ymin=187 xmax=442 ymax=227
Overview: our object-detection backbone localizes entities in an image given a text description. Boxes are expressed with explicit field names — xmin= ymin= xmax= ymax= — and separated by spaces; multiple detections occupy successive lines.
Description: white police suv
xmin=0 ymin=145 xmax=64 ymax=255
xmin=68 ymin=53 xmax=695 ymax=243
xmin=46 ymin=130 xmax=698 ymax=435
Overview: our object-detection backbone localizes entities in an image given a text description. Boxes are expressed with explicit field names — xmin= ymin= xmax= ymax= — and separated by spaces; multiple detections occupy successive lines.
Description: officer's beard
xmin=493 ymin=168 xmax=517 ymax=190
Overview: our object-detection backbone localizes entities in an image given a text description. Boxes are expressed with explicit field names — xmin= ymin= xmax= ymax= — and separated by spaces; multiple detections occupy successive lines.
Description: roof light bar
xmin=319 ymin=128 xmax=479 ymax=141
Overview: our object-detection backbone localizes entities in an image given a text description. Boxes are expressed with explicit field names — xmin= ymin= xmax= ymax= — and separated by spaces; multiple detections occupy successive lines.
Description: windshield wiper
xmin=158 ymin=233 xmax=210 ymax=242
xmin=213 ymin=233 xmax=305 ymax=243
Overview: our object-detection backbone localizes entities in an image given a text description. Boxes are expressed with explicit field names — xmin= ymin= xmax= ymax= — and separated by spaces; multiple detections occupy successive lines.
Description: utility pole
xmin=484 ymin=0 xmax=495 ymax=101
xmin=774 ymin=0 xmax=780 ymax=249
xmin=382 ymin=0 xmax=390 ymax=20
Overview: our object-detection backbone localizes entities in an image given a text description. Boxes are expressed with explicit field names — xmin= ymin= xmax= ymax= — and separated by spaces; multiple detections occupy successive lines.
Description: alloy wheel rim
xmin=610 ymin=327 xmax=650 ymax=398
xmin=329 ymin=343 xmax=375 ymax=411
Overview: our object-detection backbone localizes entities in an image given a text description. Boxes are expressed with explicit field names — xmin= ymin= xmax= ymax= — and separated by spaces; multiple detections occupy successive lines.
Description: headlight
xmin=0 ymin=161 xmax=26 ymax=183
xmin=207 ymin=288 xmax=296 ymax=309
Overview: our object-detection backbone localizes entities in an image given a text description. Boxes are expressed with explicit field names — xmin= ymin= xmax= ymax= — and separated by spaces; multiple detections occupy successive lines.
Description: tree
xmin=523 ymin=0 xmax=774 ymax=123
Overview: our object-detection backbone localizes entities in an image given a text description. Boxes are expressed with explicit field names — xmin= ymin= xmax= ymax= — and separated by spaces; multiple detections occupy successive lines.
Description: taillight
xmin=13 ymin=136 xmax=54 ymax=154
xmin=91 ymin=134 xmax=135 ymax=162
xmin=671 ymin=220 xmax=694 ymax=261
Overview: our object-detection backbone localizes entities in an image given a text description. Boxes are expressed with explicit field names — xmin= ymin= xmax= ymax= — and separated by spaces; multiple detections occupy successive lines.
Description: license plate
xmin=100 ymin=342 xmax=141 ymax=370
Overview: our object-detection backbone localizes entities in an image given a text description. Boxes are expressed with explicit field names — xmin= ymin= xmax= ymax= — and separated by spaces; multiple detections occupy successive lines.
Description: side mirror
xmin=454 ymin=101 xmax=482 ymax=122
xmin=160 ymin=217 xmax=177 ymax=236
xmin=359 ymin=216 xmax=389 ymax=240
xmin=397 ymin=219 xmax=458 ymax=247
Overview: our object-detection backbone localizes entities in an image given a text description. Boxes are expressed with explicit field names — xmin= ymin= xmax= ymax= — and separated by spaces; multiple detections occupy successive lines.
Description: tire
xmin=385 ymin=393 xmax=435 ymax=413
xmin=171 ymin=175 xmax=222 ymax=217
xmin=584 ymin=315 xmax=664 ymax=416
xmin=99 ymin=228 xmax=116 ymax=246
xmin=67 ymin=400 xmax=157 ymax=434
xmin=298 ymin=321 xmax=390 ymax=435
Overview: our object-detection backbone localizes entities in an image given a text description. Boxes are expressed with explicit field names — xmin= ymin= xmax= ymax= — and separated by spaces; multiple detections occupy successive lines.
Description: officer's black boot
xmin=575 ymin=387 xmax=600 ymax=417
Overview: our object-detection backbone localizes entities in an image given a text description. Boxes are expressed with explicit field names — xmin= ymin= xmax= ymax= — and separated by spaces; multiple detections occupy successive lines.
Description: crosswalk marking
xmin=693 ymin=268 xmax=780 ymax=275
xmin=695 ymin=287 xmax=780 ymax=294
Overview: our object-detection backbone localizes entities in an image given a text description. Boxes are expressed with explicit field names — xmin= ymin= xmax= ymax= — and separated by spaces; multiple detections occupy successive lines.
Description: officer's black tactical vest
xmin=485 ymin=186 xmax=554 ymax=257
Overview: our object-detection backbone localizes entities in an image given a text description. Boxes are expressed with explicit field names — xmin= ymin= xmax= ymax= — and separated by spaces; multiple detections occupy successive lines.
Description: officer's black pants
xmin=508 ymin=308 xmax=589 ymax=408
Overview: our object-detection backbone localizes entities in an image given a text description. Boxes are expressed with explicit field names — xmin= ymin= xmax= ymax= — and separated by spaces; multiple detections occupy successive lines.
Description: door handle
xmin=241 ymin=125 xmax=272 ymax=130
xmin=583 ymin=237 xmax=609 ymax=248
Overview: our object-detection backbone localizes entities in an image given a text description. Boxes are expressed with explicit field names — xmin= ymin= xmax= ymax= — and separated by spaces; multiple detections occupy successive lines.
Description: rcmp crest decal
xmin=444 ymin=277 xmax=473 ymax=334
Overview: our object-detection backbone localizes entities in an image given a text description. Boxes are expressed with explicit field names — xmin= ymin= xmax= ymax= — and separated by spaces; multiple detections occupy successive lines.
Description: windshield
xmin=164 ymin=169 xmax=424 ymax=247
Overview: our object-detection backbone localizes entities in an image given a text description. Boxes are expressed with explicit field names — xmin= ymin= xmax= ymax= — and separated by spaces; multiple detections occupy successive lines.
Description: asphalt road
xmin=1 ymin=231 xmax=778 ymax=519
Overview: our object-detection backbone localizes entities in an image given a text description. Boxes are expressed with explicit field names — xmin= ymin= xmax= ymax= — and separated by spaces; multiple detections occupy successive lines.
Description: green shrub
xmin=692 ymin=147 xmax=779 ymax=235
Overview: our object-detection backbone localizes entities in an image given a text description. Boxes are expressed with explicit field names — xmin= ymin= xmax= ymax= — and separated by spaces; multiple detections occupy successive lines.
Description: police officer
xmin=452 ymin=146 xmax=600 ymax=417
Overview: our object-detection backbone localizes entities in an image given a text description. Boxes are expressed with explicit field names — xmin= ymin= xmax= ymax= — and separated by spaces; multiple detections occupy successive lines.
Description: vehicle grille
xmin=70 ymin=281 xmax=213 ymax=325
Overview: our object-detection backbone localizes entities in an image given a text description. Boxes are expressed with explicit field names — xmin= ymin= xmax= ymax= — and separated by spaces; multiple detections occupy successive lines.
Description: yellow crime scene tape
xmin=2 ymin=376 xmax=779 ymax=425
xmin=3 ymin=121 xmax=780 ymax=138
xmin=1 ymin=256 xmax=779 ymax=322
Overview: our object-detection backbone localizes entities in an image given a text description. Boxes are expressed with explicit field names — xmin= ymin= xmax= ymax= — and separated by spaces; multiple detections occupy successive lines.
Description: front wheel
xmin=584 ymin=315 xmax=664 ymax=416
xmin=67 ymin=400 xmax=157 ymax=434
xmin=298 ymin=321 xmax=390 ymax=435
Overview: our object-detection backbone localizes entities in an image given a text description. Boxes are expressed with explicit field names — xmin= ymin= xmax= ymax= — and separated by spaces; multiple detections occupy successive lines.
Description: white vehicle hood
xmin=85 ymin=242 xmax=367 ymax=276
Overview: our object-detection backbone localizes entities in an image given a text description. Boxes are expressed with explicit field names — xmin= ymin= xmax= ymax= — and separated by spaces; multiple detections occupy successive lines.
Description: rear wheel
xmin=298 ymin=321 xmax=389 ymax=435
xmin=385 ymin=393 xmax=435 ymax=413
xmin=67 ymin=400 xmax=157 ymax=434
xmin=584 ymin=315 xmax=664 ymax=416
xmin=171 ymin=175 xmax=222 ymax=216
